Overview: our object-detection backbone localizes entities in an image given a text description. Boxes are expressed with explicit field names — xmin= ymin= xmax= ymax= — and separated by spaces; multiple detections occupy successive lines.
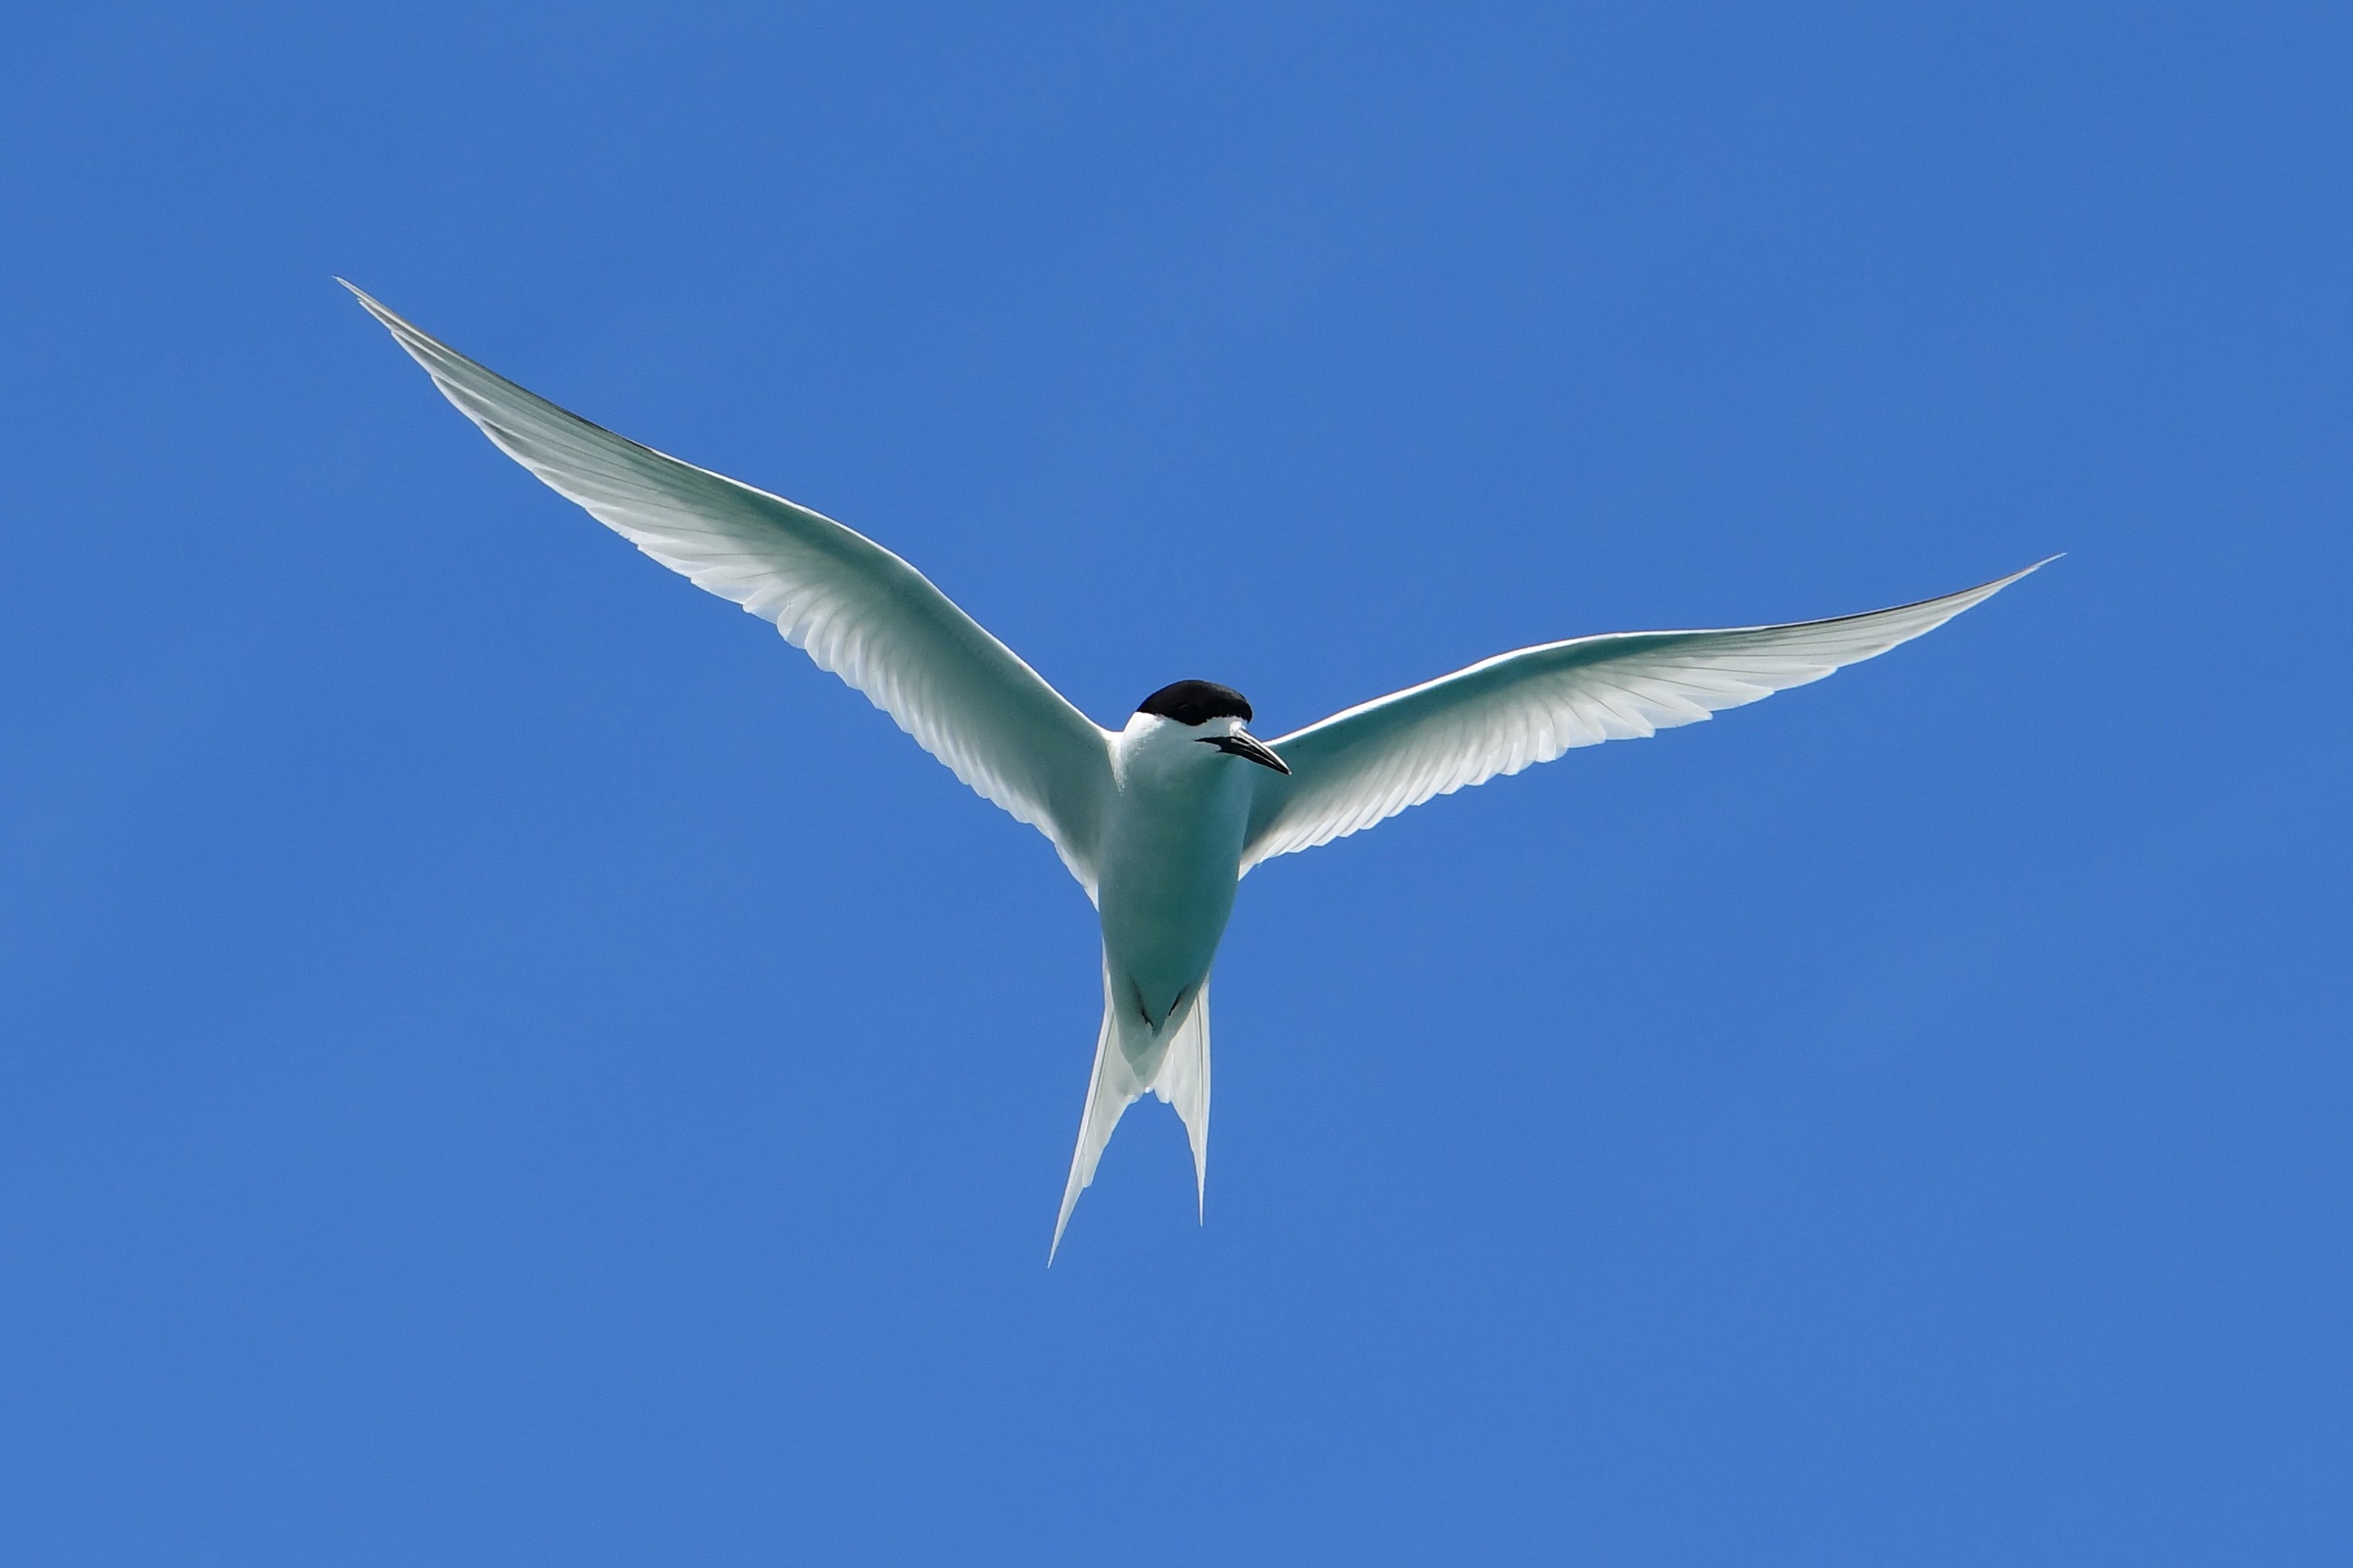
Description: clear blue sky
xmin=5 ymin=3 xmax=2346 ymax=1562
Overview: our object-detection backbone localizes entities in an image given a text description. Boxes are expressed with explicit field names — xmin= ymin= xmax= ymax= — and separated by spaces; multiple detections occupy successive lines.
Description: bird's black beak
xmin=1200 ymin=729 xmax=1291 ymax=775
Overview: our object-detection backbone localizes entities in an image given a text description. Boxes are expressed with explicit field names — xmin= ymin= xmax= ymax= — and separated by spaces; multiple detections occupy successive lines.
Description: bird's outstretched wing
xmin=347 ymin=283 xmax=1114 ymax=890
xmin=1242 ymin=562 xmax=2049 ymax=869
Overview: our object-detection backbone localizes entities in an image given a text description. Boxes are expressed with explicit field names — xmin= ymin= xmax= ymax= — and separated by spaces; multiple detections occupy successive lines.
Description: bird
xmin=344 ymin=282 xmax=2050 ymax=1259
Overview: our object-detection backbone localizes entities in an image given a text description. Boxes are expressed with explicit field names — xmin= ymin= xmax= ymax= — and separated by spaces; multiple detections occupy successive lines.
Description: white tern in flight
xmin=347 ymin=284 xmax=2049 ymax=1258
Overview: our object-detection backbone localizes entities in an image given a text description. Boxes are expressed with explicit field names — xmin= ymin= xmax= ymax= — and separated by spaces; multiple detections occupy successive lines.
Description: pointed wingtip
xmin=1973 ymin=555 xmax=2061 ymax=597
xmin=335 ymin=279 xmax=410 ymax=338
xmin=1996 ymin=553 xmax=2063 ymax=589
xmin=1923 ymin=554 xmax=2060 ymax=620
xmin=1960 ymin=554 xmax=2062 ymax=609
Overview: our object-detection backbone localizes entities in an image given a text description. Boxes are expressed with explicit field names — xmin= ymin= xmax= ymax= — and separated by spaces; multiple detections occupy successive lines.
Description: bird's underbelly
xmin=1096 ymin=789 xmax=1247 ymax=1025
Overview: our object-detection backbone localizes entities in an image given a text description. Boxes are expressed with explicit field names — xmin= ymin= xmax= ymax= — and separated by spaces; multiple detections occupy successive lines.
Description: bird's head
xmin=1133 ymin=680 xmax=1289 ymax=774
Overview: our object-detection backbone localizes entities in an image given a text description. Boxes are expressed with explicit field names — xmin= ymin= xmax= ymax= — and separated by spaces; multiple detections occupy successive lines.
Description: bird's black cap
xmin=1136 ymin=679 xmax=1253 ymax=726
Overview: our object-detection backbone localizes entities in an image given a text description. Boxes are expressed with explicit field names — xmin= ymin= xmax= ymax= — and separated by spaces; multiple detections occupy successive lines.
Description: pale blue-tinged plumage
xmin=347 ymin=283 xmax=2049 ymax=1260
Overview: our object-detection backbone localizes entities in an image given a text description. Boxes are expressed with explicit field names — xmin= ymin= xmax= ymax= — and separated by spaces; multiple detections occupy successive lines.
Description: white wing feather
xmin=347 ymin=283 xmax=1114 ymax=890
xmin=1243 ymin=562 xmax=2050 ymax=869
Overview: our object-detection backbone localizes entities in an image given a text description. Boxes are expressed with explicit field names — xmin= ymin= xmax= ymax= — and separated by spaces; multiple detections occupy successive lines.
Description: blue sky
xmin=4 ymin=2 xmax=2347 ymax=1562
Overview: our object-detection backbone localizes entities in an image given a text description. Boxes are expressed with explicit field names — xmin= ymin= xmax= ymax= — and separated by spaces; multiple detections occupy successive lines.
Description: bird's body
xmin=1102 ymin=711 xmax=1254 ymax=1027
xmin=346 ymin=282 xmax=2050 ymax=1258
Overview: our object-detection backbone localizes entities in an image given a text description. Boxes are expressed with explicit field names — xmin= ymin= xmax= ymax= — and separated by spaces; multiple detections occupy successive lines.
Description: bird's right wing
xmin=1242 ymin=562 xmax=2049 ymax=870
xmin=347 ymin=284 xmax=1115 ymax=891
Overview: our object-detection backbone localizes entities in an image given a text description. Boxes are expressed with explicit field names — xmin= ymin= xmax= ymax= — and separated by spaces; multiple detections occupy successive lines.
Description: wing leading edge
xmin=347 ymin=283 xmax=1114 ymax=891
xmin=1243 ymin=561 xmax=2052 ymax=869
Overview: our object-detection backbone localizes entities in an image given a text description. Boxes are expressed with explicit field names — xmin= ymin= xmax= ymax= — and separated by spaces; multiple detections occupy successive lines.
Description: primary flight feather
xmin=345 ymin=282 xmax=2049 ymax=1259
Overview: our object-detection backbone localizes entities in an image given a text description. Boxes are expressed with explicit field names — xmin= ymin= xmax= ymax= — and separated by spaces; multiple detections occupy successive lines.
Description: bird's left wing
xmin=1243 ymin=562 xmax=2049 ymax=870
xmin=347 ymin=284 xmax=1114 ymax=890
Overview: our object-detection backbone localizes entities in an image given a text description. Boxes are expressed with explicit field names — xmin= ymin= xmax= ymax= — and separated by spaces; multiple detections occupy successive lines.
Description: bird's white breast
xmin=1096 ymin=715 xmax=1256 ymax=1023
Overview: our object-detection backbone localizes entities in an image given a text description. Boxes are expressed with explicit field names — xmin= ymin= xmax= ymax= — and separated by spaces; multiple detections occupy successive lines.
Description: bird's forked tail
xmin=1049 ymin=958 xmax=1210 ymax=1263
